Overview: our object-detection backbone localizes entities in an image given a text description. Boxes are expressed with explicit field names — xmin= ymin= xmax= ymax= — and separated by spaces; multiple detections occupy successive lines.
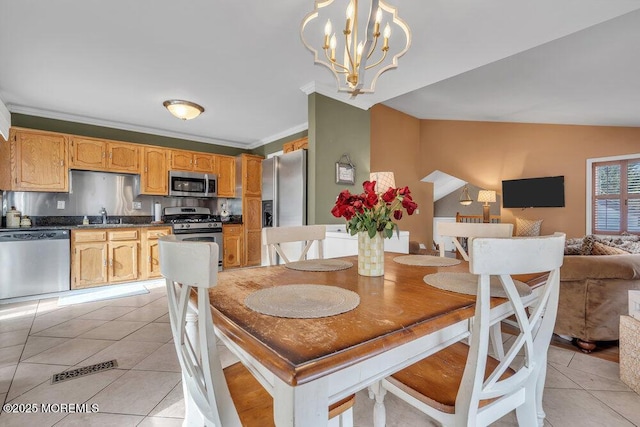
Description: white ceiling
xmin=1 ymin=1 xmax=639 ymax=150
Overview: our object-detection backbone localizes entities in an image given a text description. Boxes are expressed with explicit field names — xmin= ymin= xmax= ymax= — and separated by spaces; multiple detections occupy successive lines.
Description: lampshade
xmin=163 ymin=100 xmax=204 ymax=120
xmin=459 ymin=185 xmax=473 ymax=206
xmin=370 ymin=172 xmax=396 ymax=193
xmin=477 ymin=190 xmax=496 ymax=205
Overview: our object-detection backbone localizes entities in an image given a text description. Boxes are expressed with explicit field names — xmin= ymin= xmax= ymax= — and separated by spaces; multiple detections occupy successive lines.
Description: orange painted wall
xmin=370 ymin=105 xmax=432 ymax=246
xmin=371 ymin=105 xmax=640 ymax=245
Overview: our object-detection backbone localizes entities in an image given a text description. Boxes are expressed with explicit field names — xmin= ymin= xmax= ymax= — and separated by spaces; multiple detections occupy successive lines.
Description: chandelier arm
xmin=343 ymin=32 xmax=356 ymax=75
xmin=364 ymin=50 xmax=388 ymax=70
xmin=324 ymin=49 xmax=350 ymax=73
xmin=365 ymin=35 xmax=380 ymax=61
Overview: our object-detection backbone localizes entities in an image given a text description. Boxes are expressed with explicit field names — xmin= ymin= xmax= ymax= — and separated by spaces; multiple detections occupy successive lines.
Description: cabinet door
xmin=223 ymin=225 xmax=243 ymax=268
xmin=243 ymin=197 xmax=262 ymax=266
xmin=243 ymin=155 xmax=262 ymax=197
xmin=141 ymin=147 xmax=168 ymax=195
xmin=13 ymin=129 xmax=68 ymax=191
xmin=141 ymin=227 xmax=172 ymax=279
xmin=109 ymin=241 xmax=139 ymax=283
xmin=70 ymin=137 xmax=106 ymax=170
xmin=108 ymin=142 xmax=140 ymax=173
xmin=170 ymin=150 xmax=194 ymax=171
xmin=217 ymin=155 xmax=236 ymax=197
xmin=193 ymin=153 xmax=215 ymax=173
xmin=72 ymin=242 xmax=108 ymax=289
xmin=293 ymin=137 xmax=308 ymax=150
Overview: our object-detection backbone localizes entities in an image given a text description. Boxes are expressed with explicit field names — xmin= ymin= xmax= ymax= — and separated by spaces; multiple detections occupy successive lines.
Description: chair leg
xmin=535 ymin=355 xmax=549 ymax=427
xmin=183 ymin=309 xmax=205 ymax=426
xmin=515 ymin=378 xmax=539 ymax=427
xmin=368 ymin=382 xmax=387 ymax=427
xmin=490 ymin=323 xmax=505 ymax=361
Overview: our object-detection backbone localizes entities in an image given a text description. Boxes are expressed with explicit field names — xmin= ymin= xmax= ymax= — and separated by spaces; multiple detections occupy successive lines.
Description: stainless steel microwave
xmin=168 ymin=171 xmax=217 ymax=198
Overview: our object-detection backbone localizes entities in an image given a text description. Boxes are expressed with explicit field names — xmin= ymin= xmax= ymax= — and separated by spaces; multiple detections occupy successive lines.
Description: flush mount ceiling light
xmin=163 ymin=100 xmax=204 ymax=120
xmin=301 ymin=0 xmax=411 ymax=97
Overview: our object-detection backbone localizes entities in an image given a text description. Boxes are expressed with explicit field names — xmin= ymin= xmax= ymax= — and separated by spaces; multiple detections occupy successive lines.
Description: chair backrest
xmin=456 ymin=212 xmax=501 ymax=224
xmin=159 ymin=235 xmax=242 ymax=427
xmin=262 ymin=225 xmax=326 ymax=265
xmin=459 ymin=232 xmax=565 ymax=425
xmin=437 ymin=222 xmax=513 ymax=261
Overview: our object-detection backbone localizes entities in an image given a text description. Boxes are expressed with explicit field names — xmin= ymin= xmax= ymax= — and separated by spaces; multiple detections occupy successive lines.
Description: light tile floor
xmin=0 ymin=281 xmax=639 ymax=426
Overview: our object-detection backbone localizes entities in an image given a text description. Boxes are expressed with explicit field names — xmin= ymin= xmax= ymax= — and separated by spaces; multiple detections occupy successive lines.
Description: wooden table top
xmin=208 ymin=252 xmax=545 ymax=386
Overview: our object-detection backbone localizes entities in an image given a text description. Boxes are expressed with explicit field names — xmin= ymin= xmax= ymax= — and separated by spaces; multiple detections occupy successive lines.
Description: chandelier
xmin=301 ymin=0 xmax=411 ymax=97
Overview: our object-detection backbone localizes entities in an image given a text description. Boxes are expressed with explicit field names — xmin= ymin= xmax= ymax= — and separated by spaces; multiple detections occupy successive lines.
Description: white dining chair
xmin=371 ymin=232 xmax=565 ymax=427
xmin=262 ymin=224 xmax=326 ymax=265
xmin=437 ymin=222 xmax=514 ymax=261
xmin=437 ymin=221 xmax=515 ymax=360
xmin=159 ymin=235 xmax=354 ymax=426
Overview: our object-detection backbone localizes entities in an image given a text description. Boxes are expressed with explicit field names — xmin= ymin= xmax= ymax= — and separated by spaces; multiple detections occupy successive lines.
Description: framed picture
xmin=335 ymin=154 xmax=356 ymax=185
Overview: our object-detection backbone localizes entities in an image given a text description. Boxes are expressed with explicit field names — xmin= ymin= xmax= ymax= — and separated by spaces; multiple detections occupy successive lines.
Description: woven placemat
xmin=423 ymin=272 xmax=532 ymax=298
xmin=285 ymin=259 xmax=354 ymax=272
xmin=244 ymin=284 xmax=360 ymax=318
xmin=394 ymin=255 xmax=461 ymax=267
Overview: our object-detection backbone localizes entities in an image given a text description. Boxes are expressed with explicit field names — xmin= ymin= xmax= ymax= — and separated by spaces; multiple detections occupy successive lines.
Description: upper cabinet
xmin=140 ymin=146 xmax=168 ymax=195
xmin=170 ymin=149 xmax=216 ymax=173
xmin=243 ymin=155 xmax=262 ymax=197
xmin=283 ymin=137 xmax=308 ymax=154
xmin=0 ymin=128 xmax=69 ymax=192
xmin=70 ymin=136 xmax=140 ymax=173
xmin=216 ymin=155 xmax=236 ymax=198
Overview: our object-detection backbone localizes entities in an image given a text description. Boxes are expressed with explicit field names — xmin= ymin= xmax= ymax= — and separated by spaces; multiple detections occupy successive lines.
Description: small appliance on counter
xmin=6 ymin=206 xmax=21 ymax=228
xmin=20 ymin=216 xmax=32 ymax=227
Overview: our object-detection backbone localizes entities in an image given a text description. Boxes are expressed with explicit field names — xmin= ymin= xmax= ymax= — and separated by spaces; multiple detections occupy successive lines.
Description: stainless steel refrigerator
xmin=261 ymin=149 xmax=307 ymax=265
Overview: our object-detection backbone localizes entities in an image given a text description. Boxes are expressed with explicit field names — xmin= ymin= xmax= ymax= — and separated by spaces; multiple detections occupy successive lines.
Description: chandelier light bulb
xmin=324 ymin=19 xmax=332 ymax=36
xmin=376 ymin=8 xmax=383 ymax=23
xmin=346 ymin=2 xmax=354 ymax=19
xmin=384 ymin=23 xmax=391 ymax=39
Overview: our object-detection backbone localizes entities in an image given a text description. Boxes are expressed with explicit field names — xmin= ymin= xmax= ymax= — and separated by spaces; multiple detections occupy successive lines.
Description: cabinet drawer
xmin=223 ymin=225 xmax=242 ymax=235
xmin=73 ymin=230 xmax=107 ymax=242
xmin=144 ymin=228 xmax=171 ymax=240
xmin=108 ymin=229 xmax=139 ymax=241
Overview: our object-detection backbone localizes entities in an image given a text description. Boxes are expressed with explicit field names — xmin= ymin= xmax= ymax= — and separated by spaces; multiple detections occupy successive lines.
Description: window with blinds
xmin=593 ymin=159 xmax=640 ymax=234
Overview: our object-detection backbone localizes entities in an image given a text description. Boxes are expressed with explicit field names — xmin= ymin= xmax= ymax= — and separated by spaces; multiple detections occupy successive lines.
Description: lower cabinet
xmin=223 ymin=224 xmax=243 ymax=269
xmin=141 ymin=227 xmax=172 ymax=278
xmin=71 ymin=226 xmax=171 ymax=289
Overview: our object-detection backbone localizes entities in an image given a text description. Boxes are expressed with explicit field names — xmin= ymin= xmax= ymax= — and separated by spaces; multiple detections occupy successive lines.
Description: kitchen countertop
xmin=0 ymin=223 xmax=170 ymax=232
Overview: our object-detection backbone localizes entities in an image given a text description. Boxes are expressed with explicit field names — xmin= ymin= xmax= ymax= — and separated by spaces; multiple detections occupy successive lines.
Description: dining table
xmin=202 ymin=252 xmax=547 ymax=426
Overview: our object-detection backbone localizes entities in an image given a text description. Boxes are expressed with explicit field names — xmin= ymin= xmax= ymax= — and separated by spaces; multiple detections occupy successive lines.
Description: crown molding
xmin=7 ymin=105 xmax=249 ymax=149
xmin=249 ymin=122 xmax=309 ymax=149
xmin=299 ymin=81 xmax=376 ymax=111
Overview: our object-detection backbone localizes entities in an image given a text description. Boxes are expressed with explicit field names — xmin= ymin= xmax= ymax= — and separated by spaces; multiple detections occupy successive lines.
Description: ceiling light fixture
xmin=459 ymin=184 xmax=473 ymax=206
xmin=301 ymin=0 xmax=411 ymax=97
xmin=163 ymin=100 xmax=204 ymax=120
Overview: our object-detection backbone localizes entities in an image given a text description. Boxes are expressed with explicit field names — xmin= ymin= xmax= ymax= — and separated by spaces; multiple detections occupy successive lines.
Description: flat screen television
xmin=501 ymin=176 xmax=565 ymax=208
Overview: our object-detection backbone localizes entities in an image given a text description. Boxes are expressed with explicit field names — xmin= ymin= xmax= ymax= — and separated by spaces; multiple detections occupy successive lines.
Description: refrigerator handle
xmin=273 ymin=157 xmax=278 ymax=227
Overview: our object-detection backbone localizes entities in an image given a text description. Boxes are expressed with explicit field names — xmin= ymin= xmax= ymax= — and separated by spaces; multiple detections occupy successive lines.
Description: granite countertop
xmin=0 ymin=223 xmax=169 ymax=232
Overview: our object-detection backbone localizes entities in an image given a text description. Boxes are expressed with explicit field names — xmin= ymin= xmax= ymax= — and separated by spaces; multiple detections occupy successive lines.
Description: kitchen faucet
xmin=100 ymin=207 xmax=107 ymax=224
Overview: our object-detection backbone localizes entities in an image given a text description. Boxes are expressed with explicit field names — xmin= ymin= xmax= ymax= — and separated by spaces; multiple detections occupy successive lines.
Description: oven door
xmin=174 ymin=232 xmax=223 ymax=271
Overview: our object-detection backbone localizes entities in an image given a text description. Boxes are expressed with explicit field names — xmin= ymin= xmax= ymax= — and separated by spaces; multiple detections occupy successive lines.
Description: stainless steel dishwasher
xmin=0 ymin=229 xmax=70 ymax=299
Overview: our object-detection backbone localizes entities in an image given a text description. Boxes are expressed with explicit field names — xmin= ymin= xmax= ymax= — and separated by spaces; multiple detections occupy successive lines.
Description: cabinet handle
xmin=109 ymin=152 xmax=113 ymax=159
xmin=103 ymin=258 xmax=107 ymax=267
xmin=102 ymin=151 xmax=106 ymax=158
xmin=60 ymin=160 xmax=64 ymax=166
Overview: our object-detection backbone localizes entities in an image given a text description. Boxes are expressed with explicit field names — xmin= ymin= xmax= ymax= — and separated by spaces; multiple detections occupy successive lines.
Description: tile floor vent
xmin=51 ymin=359 xmax=118 ymax=384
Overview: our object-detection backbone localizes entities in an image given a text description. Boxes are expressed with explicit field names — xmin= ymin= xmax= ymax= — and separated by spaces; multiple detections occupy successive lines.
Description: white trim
xmin=253 ymin=122 xmax=309 ymax=148
xmin=7 ymin=104 xmax=248 ymax=149
xmin=0 ymin=97 xmax=10 ymax=140
xmin=586 ymin=153 xmax=640 ymax=235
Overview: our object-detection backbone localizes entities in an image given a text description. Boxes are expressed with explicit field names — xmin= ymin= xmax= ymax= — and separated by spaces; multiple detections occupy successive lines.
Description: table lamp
xmin=370 ymin=172 xmax=396 ymax=193
xmin=477 ymin=190 xmax=496 ymax=223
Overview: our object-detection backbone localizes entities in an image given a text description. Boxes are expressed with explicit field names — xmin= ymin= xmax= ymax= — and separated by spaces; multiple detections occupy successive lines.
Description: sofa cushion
xmin=591 ymin=241 xmax=629 ymax=255
xmin=515 ymin=218 xmax=543 ymax=236
xmin=580 ymin=235 xmax=596 ymax=255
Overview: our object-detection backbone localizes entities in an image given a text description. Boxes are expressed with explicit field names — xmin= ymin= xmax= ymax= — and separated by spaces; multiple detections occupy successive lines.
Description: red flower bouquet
xmin=331 ymin=180 xmax=418 ymax=239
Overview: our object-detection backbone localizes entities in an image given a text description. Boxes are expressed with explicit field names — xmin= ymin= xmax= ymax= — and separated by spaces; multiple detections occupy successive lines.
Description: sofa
xmin=555 ymin=235 xmax=640 ymax=352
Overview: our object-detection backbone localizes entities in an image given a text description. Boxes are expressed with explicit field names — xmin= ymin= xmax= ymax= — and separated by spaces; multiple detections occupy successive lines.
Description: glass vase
xmin=358 ymin=231 xmax=384 ymax=276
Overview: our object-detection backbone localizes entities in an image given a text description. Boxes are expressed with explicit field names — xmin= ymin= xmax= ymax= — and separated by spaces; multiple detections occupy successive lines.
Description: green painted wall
xmin=12 ymin=114 xmax=246 ymax=156
xmin=251 ymin=130 xmax=308 ymax=158
xmin=308 ymin=93 xmax=370 ymax=225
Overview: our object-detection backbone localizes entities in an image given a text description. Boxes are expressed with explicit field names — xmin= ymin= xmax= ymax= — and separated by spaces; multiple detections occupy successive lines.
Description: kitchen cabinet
xmin=140 ymin=146 xmax=169 ymax=195
xmin=72 ymin=228 xmax=139 ymax=289
xmin=70 ymin=136 xmax=140 ymax=173
xmin=222 ymin=224 xmax=243 ymax=269
xmin=170 ymin=149 xmax=215 ymax=173
xmin=141 ymin=226 xmax=172 ymax=279
xmin=238 ymin=154 xmax=263 ymax=266
xmin=216 ymin=155 xmax=236 ymax=197
xmin=0 ymin=128 xmax=69 ymax=192
xmin=283 ymin=136 xmax=308 ymax=154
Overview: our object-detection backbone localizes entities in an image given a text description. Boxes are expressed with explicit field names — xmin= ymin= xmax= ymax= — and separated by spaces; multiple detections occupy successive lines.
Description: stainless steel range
xmin=164 ymin=207 xmax=223 ymax=270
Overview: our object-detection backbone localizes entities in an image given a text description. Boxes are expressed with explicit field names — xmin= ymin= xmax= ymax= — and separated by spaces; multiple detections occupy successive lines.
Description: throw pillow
xmin=580 ymin=235 xmax=596 ymax=255
xmin=591 ymin=241 xmax=629 ymax=255
xmin=515 ymin=218 xmax=543 ymax=237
